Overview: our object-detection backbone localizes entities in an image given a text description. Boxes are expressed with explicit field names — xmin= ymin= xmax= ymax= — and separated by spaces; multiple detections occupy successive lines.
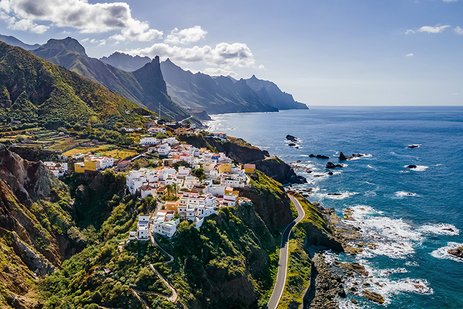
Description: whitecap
xmin=367 ymin=164 xmax=377 ymax=170
xmin=394 ymin=191 xmax=419 ymax=198
xmin=317 ymin=191 xmax=358 ymax=200
xmin=419 ymin=223 xmax=460 ymax=236
xmin=344 ymin=261 xmax=433 ymax=305
xmin=405 ymin=261 xmax=420 ymax=267
xmin=404 ymin=165 xmax=429 ymax=172
xmin=347 ymin=153 xmax=373 ymax=161
xmin=346 ymin=205 xmax=422 ymax=259
xmin=431 ymin=242 xmax=463 ymax=263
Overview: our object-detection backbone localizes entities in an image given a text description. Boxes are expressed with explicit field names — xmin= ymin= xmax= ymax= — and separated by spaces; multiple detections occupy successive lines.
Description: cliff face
xmin=0 ymin=145 xmax=81 ymax=307
xmin=239 ymin=171 xmax=294 ymax=233
xmin=178 ymin=133 xmax=305 ymax=184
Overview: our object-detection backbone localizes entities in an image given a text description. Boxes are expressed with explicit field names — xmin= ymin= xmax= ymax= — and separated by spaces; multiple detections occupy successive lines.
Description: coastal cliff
xmin=38 ymin=164 xmax=298 ymax=308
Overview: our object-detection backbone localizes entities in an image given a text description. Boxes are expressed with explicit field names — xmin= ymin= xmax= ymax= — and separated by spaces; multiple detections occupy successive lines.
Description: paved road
xmin=267 ymin=194 xmax=306 ymax=309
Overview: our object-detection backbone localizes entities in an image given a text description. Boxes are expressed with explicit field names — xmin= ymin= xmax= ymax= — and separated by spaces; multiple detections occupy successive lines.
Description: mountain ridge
xmin=33 ymin=38 xmax=189 ymax=120
xmin=0 ymin=34 xmax=40 ymax=51
xmin=0 ymin=41 xmax=152 ymax=130
xmin=100 ymin=52 xmax=308 ymax=114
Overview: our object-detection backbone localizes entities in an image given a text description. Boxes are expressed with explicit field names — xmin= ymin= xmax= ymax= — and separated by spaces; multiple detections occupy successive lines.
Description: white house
xmin=129 ymin=231 xmax=137 ymax=241
xmin=140 ymin=137 xmax=160 ymax=146
xmin=140 ymin=184 xmax=156 ymax=198
xmin=148 ymin=126 xmax=166 ymax=134
xmin=153 ymin=211 xmax=179 ymax=238
xmin=157 ymin=143 xmax=171 ymax=157
xmin=43 ymin=161 xmax=68 ymax=177
xmin=177 ymin=166 xmax=191 ymax=177
xmin=137 ymin=215 xmax=150 ymax=240
xmin=163 ymin=137 xmax=179 ymax=146
xmin=206 ymin=184 xmax=226 ymax=196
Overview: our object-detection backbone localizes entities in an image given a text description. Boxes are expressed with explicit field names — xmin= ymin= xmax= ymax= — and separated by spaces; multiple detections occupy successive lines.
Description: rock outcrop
xmin=448 ymin=246 xmax=463 ymax=259
xmin=307 ymin=253 xmax=345 ymax=309
xmin=309 ymin=154 xmax=329 ymax=159
xmin=325 ymin=162 xmax=343 ymax=169
xmin=0 ymin=145 xmax=81 ymax=307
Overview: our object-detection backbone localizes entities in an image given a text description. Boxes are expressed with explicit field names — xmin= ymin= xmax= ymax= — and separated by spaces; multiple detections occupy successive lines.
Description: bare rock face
xmin=0 ymin=144 xmax=56 ymax=205
xmin=0 ymin=145 xmax=80 ymax=306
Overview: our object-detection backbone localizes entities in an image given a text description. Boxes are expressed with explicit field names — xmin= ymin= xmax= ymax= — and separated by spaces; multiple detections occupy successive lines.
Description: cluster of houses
xmin=127 ymin=141 xmax=256 ymax=240
xmin=43 ymin=154 xmax=115 ymax=177
xmin=39 ymin=124 xmax=260 ymax=242
xmin=74 ymin=155 xmax=115 ymax=173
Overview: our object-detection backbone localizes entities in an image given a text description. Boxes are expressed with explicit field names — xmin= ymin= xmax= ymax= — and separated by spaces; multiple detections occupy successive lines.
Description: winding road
xmin=267 ymin=194 xmax=306 ymax=309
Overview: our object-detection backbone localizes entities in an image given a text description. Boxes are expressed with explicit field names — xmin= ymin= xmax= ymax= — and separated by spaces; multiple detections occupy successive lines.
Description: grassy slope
xmin=0 ymin=42 xmax=153 ymax=130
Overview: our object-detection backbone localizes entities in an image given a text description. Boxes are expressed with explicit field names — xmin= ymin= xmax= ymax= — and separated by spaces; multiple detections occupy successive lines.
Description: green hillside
xmin=0 ymin=41 xmax=153 ymax=131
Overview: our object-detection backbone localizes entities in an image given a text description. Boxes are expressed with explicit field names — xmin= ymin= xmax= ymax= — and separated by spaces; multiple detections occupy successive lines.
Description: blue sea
xmin=207 ymin=107 xmax=463 ymax=308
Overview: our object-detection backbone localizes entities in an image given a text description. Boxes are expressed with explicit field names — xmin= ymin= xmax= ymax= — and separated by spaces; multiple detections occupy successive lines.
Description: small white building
xmin=129 ymin=231 xmax=137 ymax=241
xmin=43 ymin=161 xmax=68 ymax=177
xmin=153 ymin=210 xmax=179 ymax=238
xmin=140 ymin=184 xmax=156 ymax=198
xmin=140 ymin=137 xmax=160 ymax=146
xmin=137 ymin=215 xmax=150 ymax=240
xmin=163 ymin=137 xmax=179 ymax=146
xmin=148 ymin=126 xmax=166 ymax=134
xmin=157 ymin=143 xmax=171 ymax=157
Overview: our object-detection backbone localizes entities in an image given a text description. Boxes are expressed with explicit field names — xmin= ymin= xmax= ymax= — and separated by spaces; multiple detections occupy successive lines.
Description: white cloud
xmin=110 ymin=19 xmax=163 ymax=42
xmin=0 ymin=0 xmax=162 ymax=41
xmin=81 ymin=37 xmax=107 ymax=46
xmin=405 ymin=24 xmax=450 ymax=34
xmin=405 ymin=53 xmax=414 ymax=57
xmin=127 ymin=42 xmax=257 ymax=68
xmin=165 ymin=26 xmax=207 ymax=45
xmin=202 ymin=67 xmax=237 ymax=78
xmin=0 ymin=10 xmax=48 ymax=33
xmin=454 ymin=26 xmax=463 ymax=35
xmin=442 ymin=0 xmax=458 ymax=3
xmin=418 ymin=25 xmax=450 ymax=33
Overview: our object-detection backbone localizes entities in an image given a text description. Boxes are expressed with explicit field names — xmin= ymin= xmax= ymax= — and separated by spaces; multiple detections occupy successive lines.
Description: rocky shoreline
xmin=301 ymin=204 xmax=389 ymax=308
xmin=307 ymin=253 xmax=345 ymax=309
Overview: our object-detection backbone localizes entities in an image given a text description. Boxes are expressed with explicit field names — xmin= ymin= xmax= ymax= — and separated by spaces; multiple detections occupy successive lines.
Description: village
xmin=41 ymin=123 xmax=256 ymax=241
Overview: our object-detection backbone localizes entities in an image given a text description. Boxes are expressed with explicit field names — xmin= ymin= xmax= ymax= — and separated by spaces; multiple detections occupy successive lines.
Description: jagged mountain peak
xmin=100 ymin=51 xmax=152 ymax=72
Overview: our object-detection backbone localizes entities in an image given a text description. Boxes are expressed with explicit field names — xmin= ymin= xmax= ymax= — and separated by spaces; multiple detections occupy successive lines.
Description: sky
xmin=1 ymin=0 xmax=463 ymax=106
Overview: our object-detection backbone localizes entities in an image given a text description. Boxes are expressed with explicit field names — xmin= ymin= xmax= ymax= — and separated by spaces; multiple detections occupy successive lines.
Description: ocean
xmin=207 ymin=107 xmax=463 ymax=308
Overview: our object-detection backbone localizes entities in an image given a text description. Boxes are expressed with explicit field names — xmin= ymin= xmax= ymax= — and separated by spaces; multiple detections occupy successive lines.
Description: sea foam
xmin=316 ymin=191 xmax=358 ymax=200
xmin=431 ymin=242 xmax=463 ymax=263
xmin=403 ymin=165 xmax=429 ymax=172
xmin=394 ymin=191 xmax=419 ymax=198
xmin=419 ymin=223 xmax=460 ymax=236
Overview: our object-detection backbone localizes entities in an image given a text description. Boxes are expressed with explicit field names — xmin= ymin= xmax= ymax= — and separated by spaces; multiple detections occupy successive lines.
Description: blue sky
xmin=1 ymin=0 xmax=462 ymax=106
